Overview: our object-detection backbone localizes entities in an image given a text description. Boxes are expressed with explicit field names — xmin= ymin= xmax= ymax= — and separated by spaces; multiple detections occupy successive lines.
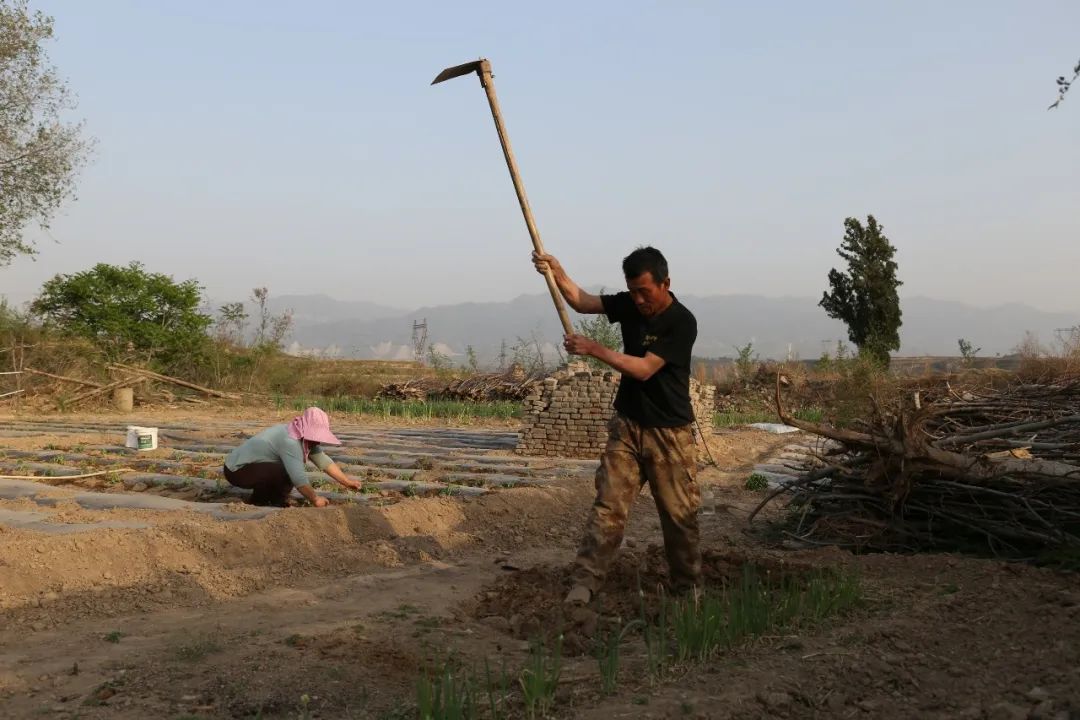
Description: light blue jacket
xmin=224 ymin=424 xmax=334 ymax=487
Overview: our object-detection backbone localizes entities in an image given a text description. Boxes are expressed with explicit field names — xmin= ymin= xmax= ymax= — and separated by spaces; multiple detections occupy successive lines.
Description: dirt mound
xmin=470 ymin=547 xmax=815 ymax=654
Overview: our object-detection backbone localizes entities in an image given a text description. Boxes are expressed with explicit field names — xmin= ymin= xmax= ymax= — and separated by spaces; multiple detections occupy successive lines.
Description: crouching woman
xmin=223 ymin=407 xmax=361 ymax=507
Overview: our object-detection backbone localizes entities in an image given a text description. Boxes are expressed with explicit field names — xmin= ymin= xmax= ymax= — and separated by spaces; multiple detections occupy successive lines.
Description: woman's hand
xmin=298 ymin=484 xmax=330 ymax=508
xmin=326 ymin=463 xmax=361 ymax=491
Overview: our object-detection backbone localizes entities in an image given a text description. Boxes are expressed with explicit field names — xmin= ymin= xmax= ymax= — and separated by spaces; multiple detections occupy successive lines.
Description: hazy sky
xmin=3 ymin=1 xmax=1078 ymax=314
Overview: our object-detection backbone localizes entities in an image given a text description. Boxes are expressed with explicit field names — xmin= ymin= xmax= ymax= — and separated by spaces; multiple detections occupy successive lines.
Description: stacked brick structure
xmin=516 ymin=362 xmax=716 ymax=458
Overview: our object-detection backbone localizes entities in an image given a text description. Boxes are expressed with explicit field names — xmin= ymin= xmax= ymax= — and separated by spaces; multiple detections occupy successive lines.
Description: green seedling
xmin=416 ymin=655 xmax=479 ymax=720
xmin=519 ymin=634 xmax=562 ymax=719
xmin=744 ymin=473 xmax=769 ymax=490
xmin=484 ymin=658 xmax=512 ymax=720
xmin=594 ymin=620 xmax=642 ymax=695
xmin=638 ymin=577 xmax=670 ymax=681
xmin=172 ymin=634 xmax=222 ymax=662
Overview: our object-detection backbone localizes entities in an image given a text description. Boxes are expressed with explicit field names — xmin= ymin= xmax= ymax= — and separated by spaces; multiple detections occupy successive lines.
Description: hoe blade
xmin=431 ymin=59 xmax=485 ymax=85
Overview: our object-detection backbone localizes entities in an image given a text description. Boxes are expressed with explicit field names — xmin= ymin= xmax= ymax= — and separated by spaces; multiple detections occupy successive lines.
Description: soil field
xmin=0 ymin=410 xmax=1077 ymax=719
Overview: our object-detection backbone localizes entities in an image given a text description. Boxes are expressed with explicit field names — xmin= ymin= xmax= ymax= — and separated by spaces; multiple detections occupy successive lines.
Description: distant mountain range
xmin=235 ymin=291 xmax=1078 ymax=364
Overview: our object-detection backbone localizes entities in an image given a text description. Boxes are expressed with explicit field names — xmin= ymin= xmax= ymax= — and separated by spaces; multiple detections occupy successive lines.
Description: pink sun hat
xmin=286 ymin=407 xmax=342 ymax=447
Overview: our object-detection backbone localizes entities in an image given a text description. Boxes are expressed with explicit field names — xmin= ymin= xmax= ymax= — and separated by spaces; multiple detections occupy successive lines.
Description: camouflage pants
xmin=572 ymin=413 xmax=701 ymax=593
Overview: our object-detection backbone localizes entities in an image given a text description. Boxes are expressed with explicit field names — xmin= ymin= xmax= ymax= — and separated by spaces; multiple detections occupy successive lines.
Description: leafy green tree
xmin=819 ymin=215 xmax=903 ymax=366
xmin=31 ymin=262 xmax=211 ymax=364
xmin=0 ymin=1 xmax=92 ymax=265
xmin=958 ymin=338 xmax=980 ymax=366
xmin=214 ymin=302 xmax=248 ymax=345
xmin=733 ymin=341 xmax=758 ymax=385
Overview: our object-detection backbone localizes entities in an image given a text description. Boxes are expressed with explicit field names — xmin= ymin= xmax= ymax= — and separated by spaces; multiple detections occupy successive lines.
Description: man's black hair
xmin=622 ymin=246 xmax=669 ymax=284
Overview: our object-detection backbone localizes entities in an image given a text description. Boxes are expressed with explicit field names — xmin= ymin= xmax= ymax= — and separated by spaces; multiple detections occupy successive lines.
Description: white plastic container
xmin=125 ymin=426 xmax=158 ymax=451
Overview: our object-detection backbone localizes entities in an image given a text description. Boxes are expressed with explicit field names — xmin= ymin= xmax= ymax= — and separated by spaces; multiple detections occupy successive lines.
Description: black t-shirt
xmin=601 ymin=291 xmax=697 ymax=428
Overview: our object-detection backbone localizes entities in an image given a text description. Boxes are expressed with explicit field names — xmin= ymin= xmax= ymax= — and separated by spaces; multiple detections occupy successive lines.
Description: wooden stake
xmin=108 ymin=363 xmax=240 ymax=400
xmin=67 ymin=376 xmax=146 ymax=405
xmin=23 ymin=367 xmax=105 ymax=389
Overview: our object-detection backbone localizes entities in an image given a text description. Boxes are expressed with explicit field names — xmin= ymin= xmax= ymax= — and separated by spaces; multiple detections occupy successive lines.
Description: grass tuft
xmin=172 ymin=634 xmax=222 ymax=662
xmin=519 ymin=634 xmax=562 ymax=719
xmin=744 ymin=473 xmax=769 ymax=491
xmin=416 ymin=655 xmax=512 ymax=720
xmin=665 ymin=565 xmax=862 ymax=665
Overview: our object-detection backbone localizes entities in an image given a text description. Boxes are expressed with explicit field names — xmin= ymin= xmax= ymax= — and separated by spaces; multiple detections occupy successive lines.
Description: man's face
xmin=626 ymin=271 xmax=671 ymax=318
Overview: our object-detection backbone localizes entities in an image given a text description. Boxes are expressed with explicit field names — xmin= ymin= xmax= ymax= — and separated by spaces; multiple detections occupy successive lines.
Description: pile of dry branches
xmin=377 ymin=369 xmax=543 ymax=402
xmin=759 ymin=373 xmax=1080 ymax=558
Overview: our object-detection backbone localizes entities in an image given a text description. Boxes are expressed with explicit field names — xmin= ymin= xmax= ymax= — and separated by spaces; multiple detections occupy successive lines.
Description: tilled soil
xmin=1 ymin=411 xmax=1077 ymax=719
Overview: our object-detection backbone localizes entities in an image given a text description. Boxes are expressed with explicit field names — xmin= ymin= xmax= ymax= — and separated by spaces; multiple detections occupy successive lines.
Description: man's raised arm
xmin=532 ymin=252 xmax=605 ymax=314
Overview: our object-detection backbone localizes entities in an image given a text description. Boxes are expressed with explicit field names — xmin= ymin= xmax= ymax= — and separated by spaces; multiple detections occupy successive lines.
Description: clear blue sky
xmin=5 ymin=0 xmax=1079 ymax=313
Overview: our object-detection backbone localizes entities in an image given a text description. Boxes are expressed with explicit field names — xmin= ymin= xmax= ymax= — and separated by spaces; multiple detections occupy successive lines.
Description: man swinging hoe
xmin=432 ymin=59 xmax=701 ymax=604
xmin=533 ymin=248 xmax=701 ymax=605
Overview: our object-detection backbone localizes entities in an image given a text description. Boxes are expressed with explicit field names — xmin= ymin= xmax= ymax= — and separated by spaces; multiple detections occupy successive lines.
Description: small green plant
xmin=519 ymin=634 xmax=562 ymax=719
xmin=594 ymin=620 xmax=641 ymax=695
xmin=484 ymin=658 xmax=512 ymax=720
xmin=416 ymin=656 xmax=479 ymax=720
xmin=713 ymin=410 xmax=775 ymax=427
xmin=795 ymin=406 xmax=825 ymax=422
xmin=103 ymin=631 xmax=123 ymax=644
xmin=415 ymin=616 xmax=443 ymax=629
xmin=377 ymin=603 xmax=421 ymax=621
xmin=638 ymin=565 xmax=863 ymax=673
xmin=638 ymin=579 xmax=670 ymax=681
xmin=671 ymin=589 xmax=726 ymax=663
xmin=733 ymin=342 xmax=758 ymax=384
xmin=297 ymin=693 xmax=313 ymax=720
xmin=744 ymin=473 xmax=768 ymax=491
xmin=172 ymin=634 xmax=222 ymax=662
xmin=713 ymin=406 xmax=824 ymax=429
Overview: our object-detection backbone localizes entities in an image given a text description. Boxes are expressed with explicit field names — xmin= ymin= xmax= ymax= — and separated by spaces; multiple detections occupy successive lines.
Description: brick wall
xmin=515 ymin=362 xmax=716 ymax=458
